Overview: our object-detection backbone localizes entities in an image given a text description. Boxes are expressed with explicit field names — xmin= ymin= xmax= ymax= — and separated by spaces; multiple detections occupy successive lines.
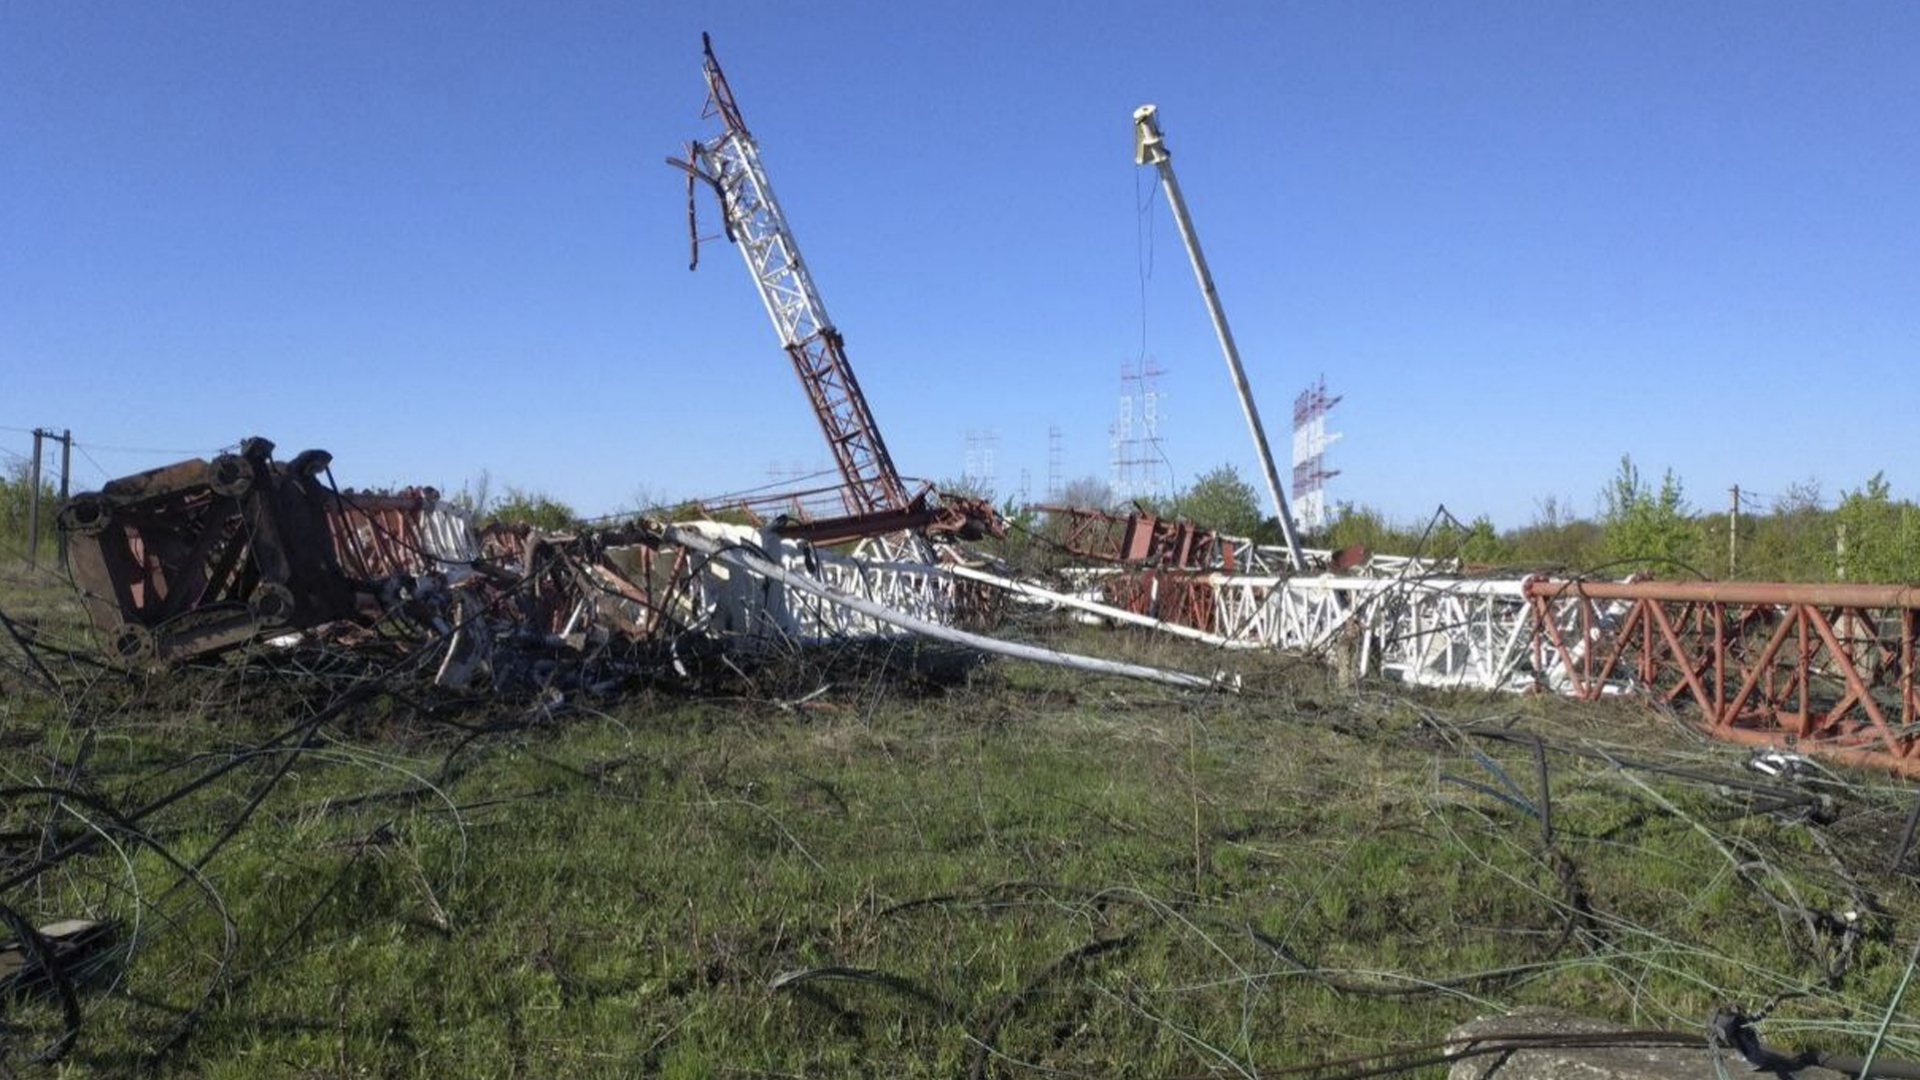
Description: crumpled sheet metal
xmin=325 ymin=488 xmax=478 ymax=582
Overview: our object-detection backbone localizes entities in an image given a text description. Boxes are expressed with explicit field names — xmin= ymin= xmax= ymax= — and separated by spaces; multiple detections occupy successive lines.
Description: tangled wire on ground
xmin=5 ymin=541 xmax=1920 ymax=1077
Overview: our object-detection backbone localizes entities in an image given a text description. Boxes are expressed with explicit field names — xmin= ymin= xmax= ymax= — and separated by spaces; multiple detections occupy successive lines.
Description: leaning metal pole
xmin=1133 ymin=104 xmax=1305 ymax=572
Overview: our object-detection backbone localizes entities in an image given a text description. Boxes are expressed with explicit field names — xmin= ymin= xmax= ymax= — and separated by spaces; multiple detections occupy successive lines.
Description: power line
xmin=2 ymin=422 xmax=215 ymax=457
xmin=76 ymin=441 xmax=217 ymax=456
xmin=75 ymin=443 xmax=115 ymax=483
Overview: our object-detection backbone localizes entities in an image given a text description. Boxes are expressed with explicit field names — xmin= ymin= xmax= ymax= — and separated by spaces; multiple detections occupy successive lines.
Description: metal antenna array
xmin=1132 ymin=358 xmax=1168 ymax=500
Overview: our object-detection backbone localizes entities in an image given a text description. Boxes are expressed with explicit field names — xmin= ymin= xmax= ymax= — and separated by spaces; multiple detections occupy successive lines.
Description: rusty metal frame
xmin=59 ymin=438 xmax=358 ymax=663
xmin=1525 ymin=579 xmax=1920 ymax=774
xmin=1048 ymin=562 xmax=1920 ymax=773
xmin=1037 ymin=505 xmax=1245 ymax=571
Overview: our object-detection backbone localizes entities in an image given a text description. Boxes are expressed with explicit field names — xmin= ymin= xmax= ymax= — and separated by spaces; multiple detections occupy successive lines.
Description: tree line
xmin=0 ymin=462 xmax=59 ymax=559
xmin=1037 ymin=456 xmax=1920 ymax=584
xmin=10 ymin=455 xmax=1916 ymax=585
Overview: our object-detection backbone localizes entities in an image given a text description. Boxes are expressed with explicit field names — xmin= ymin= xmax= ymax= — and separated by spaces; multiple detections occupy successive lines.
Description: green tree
xmin=1172 ymin=464 xmax=1262 ymax=538
xmin=450 ymin=468 xmax=494 ymax=519
xmin=1315 ymin=503 xmax=1428 ymax=558
xmin=1833 ymin=472 xmax=1920 ymax=583
xmin=0 ymin=460 xmax=60 ymax=552
xmin=938 ymin=475 xmax=993 ymax=502
xmin=1597 ymin=455 xmax=1701 ymax=575
xmin=1739 ymin=479 xmax=1829 ymax=581
xmin=1449 ymin=514 xmax=1515 ymax=565
xmin=487 ymin=486 xmax=578 ymax=531
xmin=1506 ymin=495 xmax=1603 ymax=570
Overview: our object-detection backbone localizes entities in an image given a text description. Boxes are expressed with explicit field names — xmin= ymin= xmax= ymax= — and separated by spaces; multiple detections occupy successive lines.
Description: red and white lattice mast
xmin=675 ymin=34 xmax=909 ymax=520
xmin=1291 ymin=376 xmax=1342 ymax=532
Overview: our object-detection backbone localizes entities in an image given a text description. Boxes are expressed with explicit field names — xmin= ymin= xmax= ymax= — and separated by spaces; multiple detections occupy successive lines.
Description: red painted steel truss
xmin=1087 ymin=567 xmax=1920 ymax=775
xmin=1527 ymin=580 xmax=1920 ymax=774
xmin=1037 ymin=505 xmax=1246 ymax=571
xmin=1101 ymin=571 xmax=1222 ymax=633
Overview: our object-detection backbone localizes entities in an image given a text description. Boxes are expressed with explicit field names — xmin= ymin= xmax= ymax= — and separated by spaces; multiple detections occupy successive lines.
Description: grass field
xmin=4 ymin=559 xmax=1920 ymax=1078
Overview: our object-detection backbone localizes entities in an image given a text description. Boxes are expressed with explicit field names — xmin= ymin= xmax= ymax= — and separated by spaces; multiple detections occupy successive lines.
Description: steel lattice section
xmin=688 ymin=38 xmax=908 ymax=518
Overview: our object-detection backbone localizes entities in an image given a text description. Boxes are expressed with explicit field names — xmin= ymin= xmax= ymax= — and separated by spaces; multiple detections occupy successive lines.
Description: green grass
xmin=3 ymin=566 xmax=1918 ymax=1077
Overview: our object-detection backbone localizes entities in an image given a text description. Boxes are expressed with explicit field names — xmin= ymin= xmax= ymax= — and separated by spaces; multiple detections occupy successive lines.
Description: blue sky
xmin=4 ymin=1 xmax=1915 ymax=527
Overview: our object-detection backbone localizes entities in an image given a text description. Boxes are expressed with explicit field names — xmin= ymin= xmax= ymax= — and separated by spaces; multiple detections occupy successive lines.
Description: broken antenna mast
xmin=669 ymin=33 xmax=909 ymax=521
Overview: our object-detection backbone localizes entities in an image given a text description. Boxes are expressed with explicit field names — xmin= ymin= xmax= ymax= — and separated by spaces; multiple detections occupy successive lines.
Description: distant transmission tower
xmin=766 ymin=459 xmax=810 ymax=485
xmin=1047 ymin=425 xmax=1064 ymax=501
xmin=1291 ymin=376 xmax=1342 ymax=531
xmin=1111 ymin=359 xmax=1170 ymax=502
xmin=963 ymin=428 xmax=1000 ymax=495
xmin=1132 ymin=358 xmax=1169 ymax=500
xmin=1110 ymin=362 xmax=1133 ymax=500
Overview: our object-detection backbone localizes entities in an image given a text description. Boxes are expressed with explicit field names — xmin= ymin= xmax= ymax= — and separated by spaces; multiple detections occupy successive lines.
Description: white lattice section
xmin=668 ymin=523 xmax=950 ymax=645
xmin=659 ymin=522 xmax=1633 ymax=694
xmin=1055 ymin=570 xmax=1637 ymax=694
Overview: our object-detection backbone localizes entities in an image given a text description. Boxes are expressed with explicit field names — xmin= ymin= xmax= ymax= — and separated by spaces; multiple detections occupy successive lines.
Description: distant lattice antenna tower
xmin=1290 ymin=375 xmax=1343 ymax=531
xmin=1111 ymin=360 xmax=1136 ymax=500
xmin=1047 ymin=425 xmax=1064 ymax=501
xmin=1129 ymin=358 xmax=1169 ymax=500
xmin=961 ymin=429 xmax=1000 ymax=495
xmin=1018 ymin=467 xmax=1031 ymax=502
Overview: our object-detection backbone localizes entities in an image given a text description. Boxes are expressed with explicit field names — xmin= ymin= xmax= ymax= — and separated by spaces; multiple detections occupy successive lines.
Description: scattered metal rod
xmin=0 ymin=603 xmax=62 ymax=696
xmin=1714 ymin=1007 xmax=1920 ymax=1079
xmin=767 ymin=965 xmax=950 ymax=1011
xmin=1894 ymin=791 xmax=1920 ymax=874
xmin=1453 ymin=723 xmax=1832 ymax=807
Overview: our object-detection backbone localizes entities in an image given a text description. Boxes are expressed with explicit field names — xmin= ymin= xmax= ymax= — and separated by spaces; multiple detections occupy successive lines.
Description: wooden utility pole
xmin=1728 ymin=484 xmax=1740 ymax=578
xmin=25 ymin=430 xmax=42 ymax=569
xmin=56 ymin=429 xmax=71 ymax=569
xmin=20 ymin=428 xmax=72 ymax=570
